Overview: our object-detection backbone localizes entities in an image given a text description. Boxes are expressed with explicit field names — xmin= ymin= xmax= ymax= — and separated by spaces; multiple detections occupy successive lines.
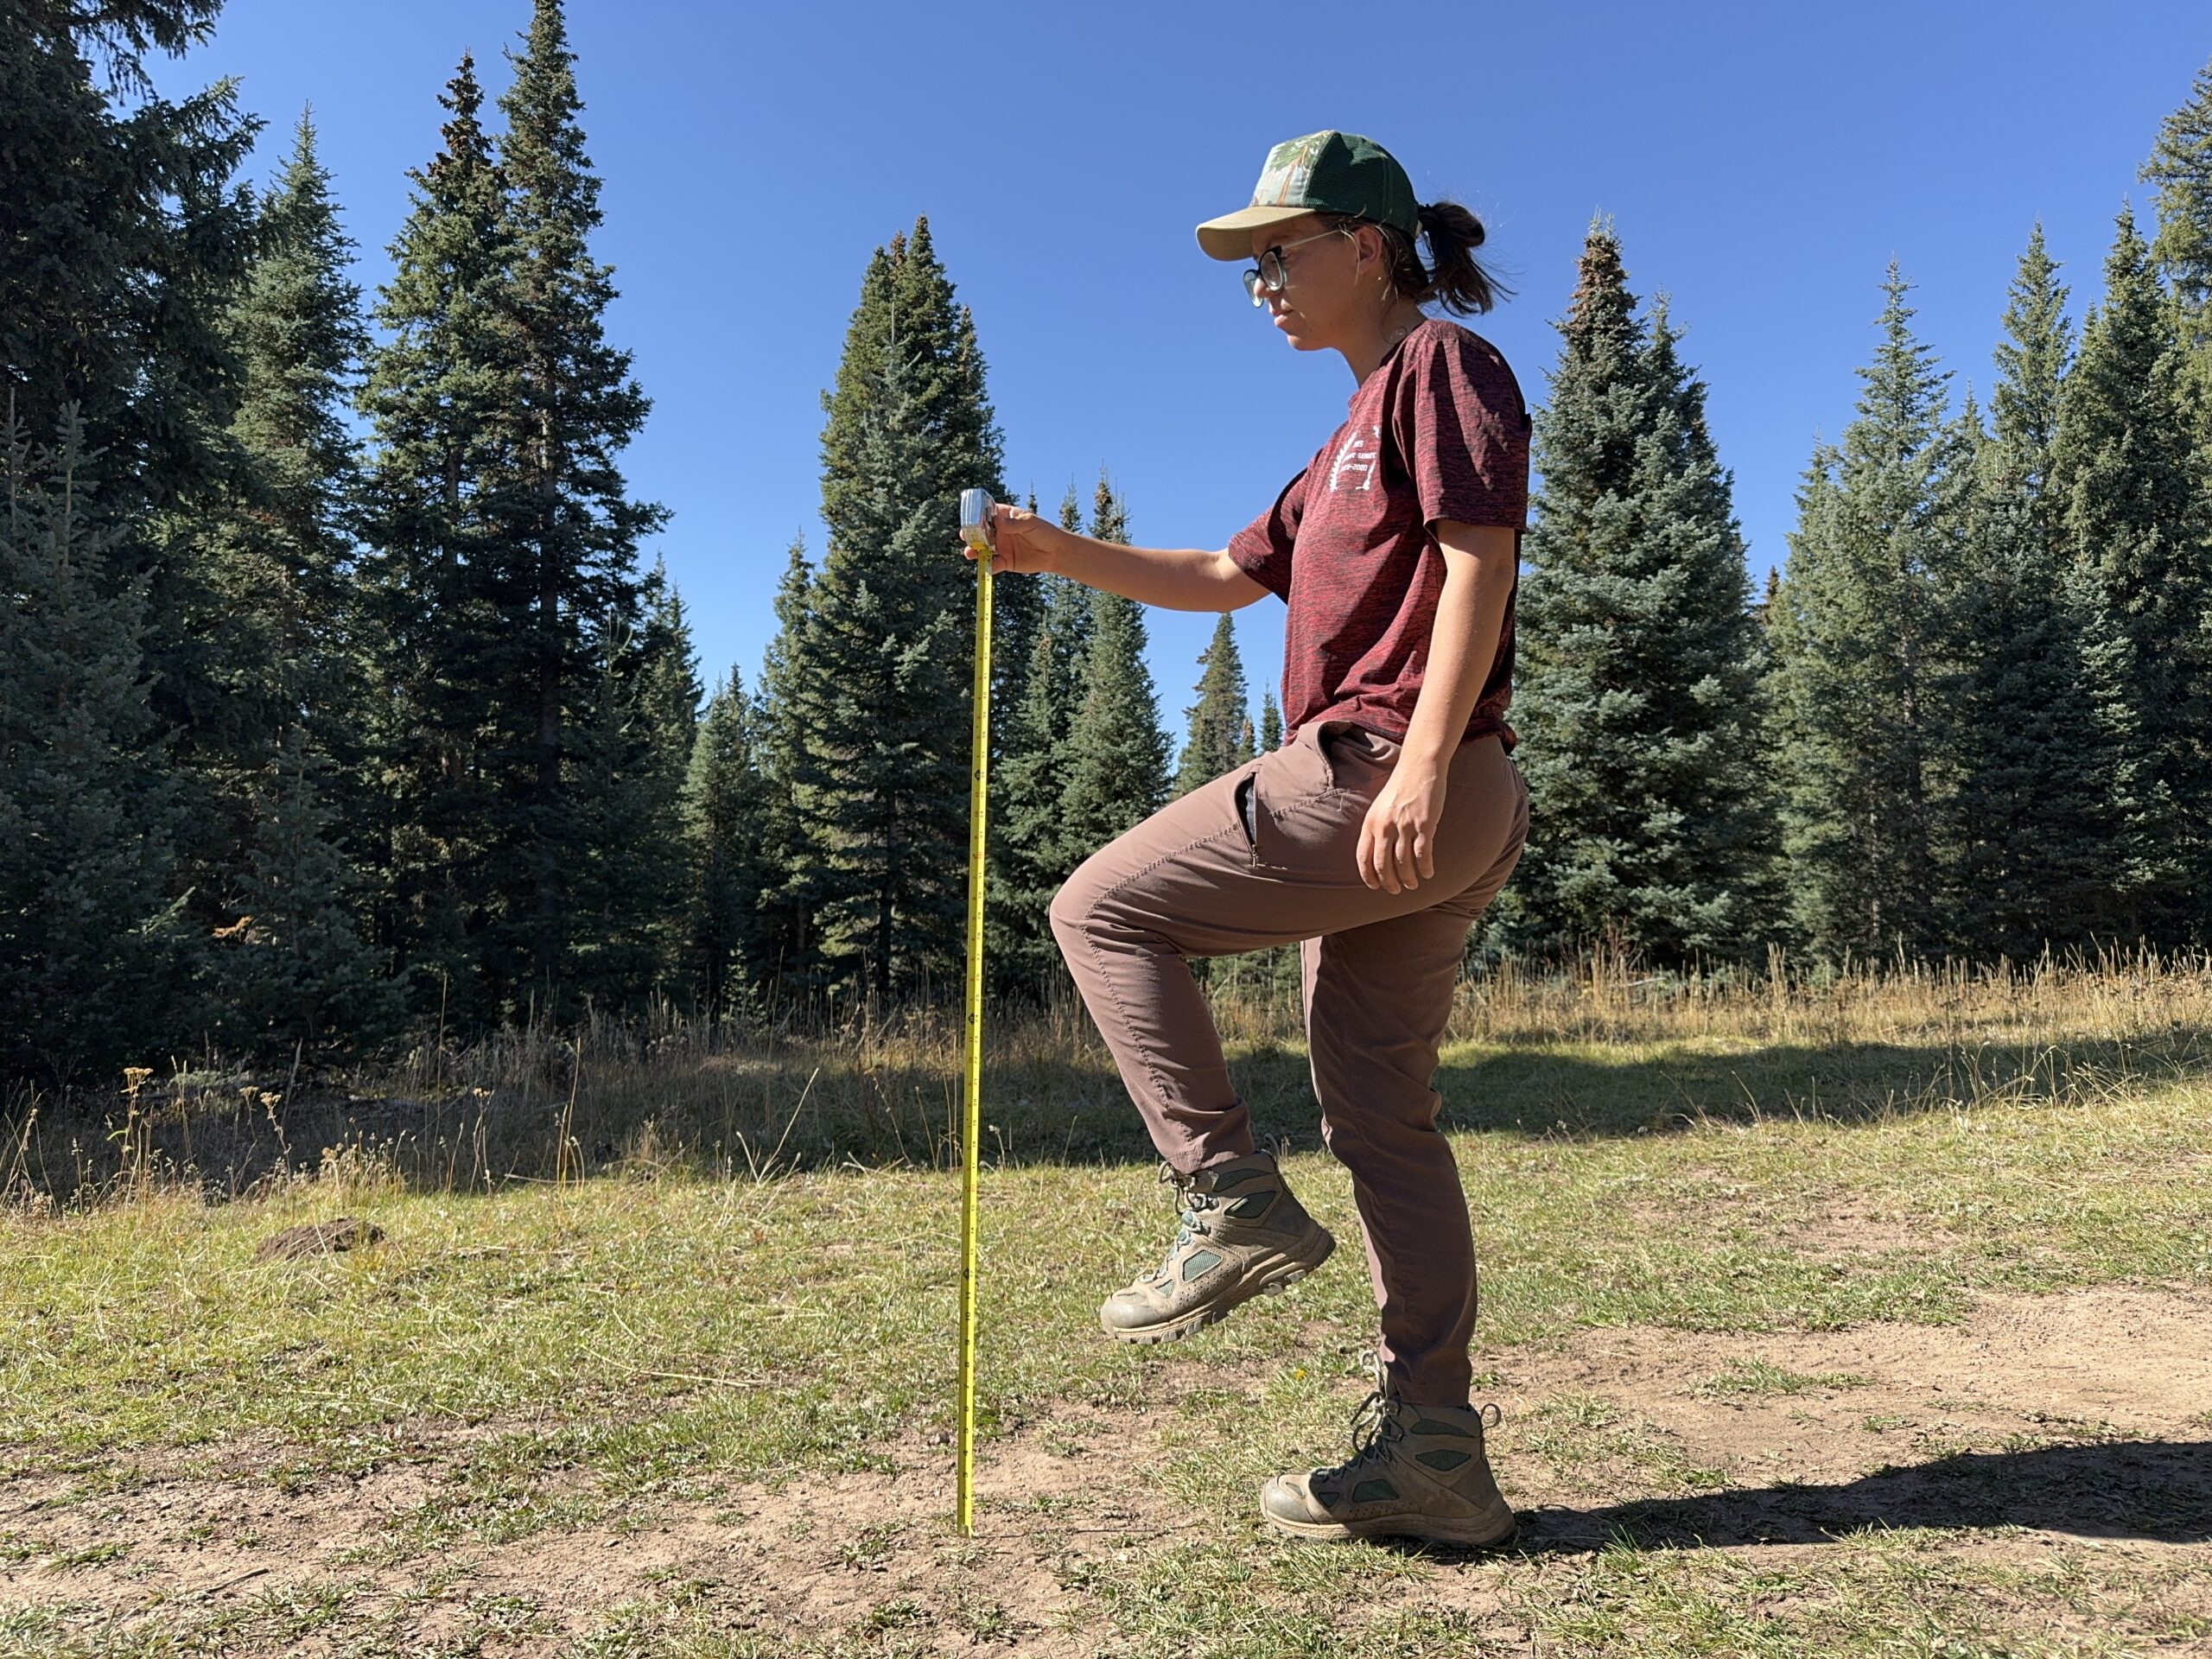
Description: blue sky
xmin=153 ymin=1 xmax=2209 ymax=747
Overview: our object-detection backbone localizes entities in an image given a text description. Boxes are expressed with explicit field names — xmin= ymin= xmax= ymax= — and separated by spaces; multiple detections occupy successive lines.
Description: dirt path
xmin=6 ymin=1287 xmax=2210 ymax=1656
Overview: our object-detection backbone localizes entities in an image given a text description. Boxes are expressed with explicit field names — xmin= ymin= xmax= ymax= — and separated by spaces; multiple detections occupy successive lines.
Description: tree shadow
xmin=1395 ymin=1440 xmax=2212 ymax=1560
xmin=16 ymin=1024 xmax=2212 ymax=1203
xmin=1430 ymin=1027 xmax=2212 ymax=1140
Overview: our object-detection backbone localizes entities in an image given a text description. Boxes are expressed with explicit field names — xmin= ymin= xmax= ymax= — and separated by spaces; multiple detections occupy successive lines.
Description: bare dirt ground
xmin=6 ymin=1287 xmax=2211 ymax=1656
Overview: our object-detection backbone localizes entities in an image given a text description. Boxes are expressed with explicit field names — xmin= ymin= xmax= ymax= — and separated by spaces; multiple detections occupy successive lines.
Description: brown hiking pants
xmin=1049 ymin=716 xmax=1530 ymax=1406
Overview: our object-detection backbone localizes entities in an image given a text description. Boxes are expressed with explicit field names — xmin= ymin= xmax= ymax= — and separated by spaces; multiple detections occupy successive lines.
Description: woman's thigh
xmin=1051 ymin=720 xmax=1527 ymax=957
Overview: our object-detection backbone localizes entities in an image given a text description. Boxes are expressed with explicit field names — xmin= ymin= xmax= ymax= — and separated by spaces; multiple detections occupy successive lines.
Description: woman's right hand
xmin=960 ymin=501 xmax=1055 ymax=575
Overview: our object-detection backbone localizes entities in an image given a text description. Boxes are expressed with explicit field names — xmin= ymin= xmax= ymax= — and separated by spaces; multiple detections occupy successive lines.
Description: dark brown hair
xmin=1325 ymin=199 xmax=1510 ymax=315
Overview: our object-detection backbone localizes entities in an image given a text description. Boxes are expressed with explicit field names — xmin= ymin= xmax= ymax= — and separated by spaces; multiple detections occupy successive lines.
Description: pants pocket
xmin=1234 ymin=773 xmax=1270 ymax=870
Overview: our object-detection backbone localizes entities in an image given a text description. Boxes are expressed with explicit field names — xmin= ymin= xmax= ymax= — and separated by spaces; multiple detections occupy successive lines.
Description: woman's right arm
xmin=963 ymin=502 xmax=1270 ymax=613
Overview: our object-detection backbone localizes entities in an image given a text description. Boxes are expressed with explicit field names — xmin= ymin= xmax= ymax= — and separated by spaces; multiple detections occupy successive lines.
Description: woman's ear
xmin=1360 ymin=225 xmax=1394 ymax=295
xmin=1354 ymin=223 xmax=1380 ymax=276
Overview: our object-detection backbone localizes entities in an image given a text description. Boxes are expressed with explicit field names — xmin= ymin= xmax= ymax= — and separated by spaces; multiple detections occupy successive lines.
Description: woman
xmin=963 ymin=130 xmax=1529 ymax=1547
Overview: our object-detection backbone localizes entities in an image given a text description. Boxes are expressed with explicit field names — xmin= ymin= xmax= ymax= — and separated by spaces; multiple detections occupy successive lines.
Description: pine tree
xmin=1059 ymin=474 xmax=1171 ymax=860
xmin=211 ymin=110 xmax=371 ymax=753
xmin=568 ymin=567 xmax=698 ymax=1004
xmin=2 ymin=0 xmax=264 ymax=1071
xmin=987 ymin=486 xmax=1095 ymax=998
xmin=754 ymin=537 xmax=820 ymax=1000
xmin=788 ymin=335 xmax=971 ymax=1007
xmin=214 ymin=728 xmax=403 ymax=1056
xmin=2050 ymin=207 xmax=2212 ymax=946
xmin=356 ymin=51 xmax=518 ymax=1023
xmin=1260 ymin=690 xmax=1284 ymax=753
xmin=1173 ymin=612 xmax=1252 ymax=798
xmin=359 ymin=13 xmax=670 ymax=1026
xmin=0 ymin=412 xmax=192 ymax=1084
xmin=0 ymin=0 xmax=257 ymax=575
xmin=683 ymin=667 xmax=768 ymax=1018
xmin=820 ymin=219 xmax=1006 ymax=555
xmin=2141 ymin=54 xmax=2212 ymax=447
xmin=779 ymin=219 xmax=1008 ymax=1009
xmin=1940 ymin=228 xmax=2113 ymax=958
xmin=487 ymin=0 xmax=668 ymax=1011
xmin=1770 ymin=265 xmax=1970 ymax=958
xmin=1510 ymin=226 xmax=1777 ymax=962
xmin=194 ymin=109 xmax=388 ymax=1032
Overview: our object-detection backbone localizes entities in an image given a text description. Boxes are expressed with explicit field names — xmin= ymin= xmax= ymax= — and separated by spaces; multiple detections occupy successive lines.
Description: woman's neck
xmin=1341 ymin=300 xmax=1432 ymax=383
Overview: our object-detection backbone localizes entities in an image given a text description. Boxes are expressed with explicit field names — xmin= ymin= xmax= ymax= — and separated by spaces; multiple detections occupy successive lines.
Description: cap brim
xmin=1194 ymin=203 xmax=1317 ymax=261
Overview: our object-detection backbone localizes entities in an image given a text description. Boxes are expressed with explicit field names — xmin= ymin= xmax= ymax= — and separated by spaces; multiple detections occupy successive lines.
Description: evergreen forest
xmin=8 ymin=2 xmax=2212 ymax=1089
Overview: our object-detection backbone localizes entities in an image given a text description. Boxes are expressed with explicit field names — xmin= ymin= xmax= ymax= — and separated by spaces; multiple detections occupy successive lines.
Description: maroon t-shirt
xmin=1228 ymin=317 xmax=1529 ymax=752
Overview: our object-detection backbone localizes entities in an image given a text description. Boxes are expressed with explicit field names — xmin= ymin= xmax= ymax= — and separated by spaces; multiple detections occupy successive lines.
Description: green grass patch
xmin=1695 ymin=1357 xmax=1872 ymax=1397
xmin=3 ymin=988 xmax=2209 ymax=1657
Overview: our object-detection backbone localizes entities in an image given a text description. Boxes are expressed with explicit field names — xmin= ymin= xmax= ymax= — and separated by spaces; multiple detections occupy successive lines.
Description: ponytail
xmin=1326 ymin=197 xmax=1511 ymax=315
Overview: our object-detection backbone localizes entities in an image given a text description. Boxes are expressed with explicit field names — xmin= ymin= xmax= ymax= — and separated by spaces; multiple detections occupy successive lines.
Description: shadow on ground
xmin=16 ymin=1026 xmax=2212 ymax=1202
xmin=1477 ymin=1439 xmax=2212 ymax=1556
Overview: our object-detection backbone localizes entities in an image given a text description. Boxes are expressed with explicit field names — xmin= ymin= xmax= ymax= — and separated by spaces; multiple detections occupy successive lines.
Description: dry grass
xmin=3 ymin=948 xmax=2210 ymax=1656
xmin=6 ymin=944 xmax=2212 ymax=1210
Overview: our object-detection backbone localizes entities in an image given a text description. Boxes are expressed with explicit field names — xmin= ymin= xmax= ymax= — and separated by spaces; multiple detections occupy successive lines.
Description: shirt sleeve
xmin=1389 ymin=330 xmax=1531 ymax=533
xmin=1224 ymin=464 xmax=1311 ymax=602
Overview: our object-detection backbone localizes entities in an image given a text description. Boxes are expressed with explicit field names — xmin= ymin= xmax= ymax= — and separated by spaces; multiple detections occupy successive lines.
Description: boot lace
xmin=1140 ymin=1161 xmax=1218 ymax=1285
xmin=1314 ymin=1351 xmax=1504 ymax=1486
xmin=1317 ymin=1350 xmax=1405 ymax=1484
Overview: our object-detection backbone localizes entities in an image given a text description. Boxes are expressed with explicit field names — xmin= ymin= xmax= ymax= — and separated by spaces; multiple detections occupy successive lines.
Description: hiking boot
xmin=1099 ymin=1152 xmax=1334 ymax=1344
xmin=1260 ymin=1351 xmax=1516 ymax=1547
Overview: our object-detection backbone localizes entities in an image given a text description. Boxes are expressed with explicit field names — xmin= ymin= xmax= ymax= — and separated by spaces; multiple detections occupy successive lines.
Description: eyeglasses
xmin=1242 ymin=227 xmax=1353 ymax=306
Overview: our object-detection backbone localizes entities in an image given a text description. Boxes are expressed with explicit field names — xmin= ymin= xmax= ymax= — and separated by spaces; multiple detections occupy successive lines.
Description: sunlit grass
xmin=3 ymin=950 xmax=2211 ymax=1656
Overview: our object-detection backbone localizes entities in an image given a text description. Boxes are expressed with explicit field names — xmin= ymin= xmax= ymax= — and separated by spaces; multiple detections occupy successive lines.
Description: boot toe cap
xmin=1258 ymin=1471 xmax=1323 ymax=1528
xmin=1097 ymin=1289 xmax=1163 ymax=1332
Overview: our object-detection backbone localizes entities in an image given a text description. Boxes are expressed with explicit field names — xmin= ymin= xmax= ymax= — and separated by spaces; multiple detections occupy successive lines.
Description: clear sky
xmin=151 ymin=1 xmax=2209 ymax=746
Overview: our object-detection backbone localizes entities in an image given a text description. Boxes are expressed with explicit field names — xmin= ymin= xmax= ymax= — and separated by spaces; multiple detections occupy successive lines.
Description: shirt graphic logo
xmin=1328 ymin=423 xmax=1381 ymax=493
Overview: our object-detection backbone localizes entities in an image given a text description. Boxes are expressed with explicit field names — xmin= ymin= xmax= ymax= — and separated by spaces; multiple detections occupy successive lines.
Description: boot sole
xmin=1100 ymin=1227 xmax=1336 ymax=1344
xmin=1262 ymin=1503 xmax=1517 ymax=1548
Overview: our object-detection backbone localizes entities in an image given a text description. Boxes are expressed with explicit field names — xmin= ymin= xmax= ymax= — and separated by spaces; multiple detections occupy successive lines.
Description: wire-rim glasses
xmin=1242 ymin=227 xmax=1353 ymax=306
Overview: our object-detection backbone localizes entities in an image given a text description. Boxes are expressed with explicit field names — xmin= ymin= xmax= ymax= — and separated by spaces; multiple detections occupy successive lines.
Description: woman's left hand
xmin=1357 ymin=762 xmax=1446 ymax=893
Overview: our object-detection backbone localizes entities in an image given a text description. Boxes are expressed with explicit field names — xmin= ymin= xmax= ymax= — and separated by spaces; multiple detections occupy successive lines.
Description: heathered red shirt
xmin=1228 ymin=316 xmax=1530 ymax=752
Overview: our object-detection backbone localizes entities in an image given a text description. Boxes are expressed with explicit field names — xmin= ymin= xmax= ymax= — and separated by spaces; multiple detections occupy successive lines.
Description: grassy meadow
xmin=2 ymin=950 xmax=2210 ymax=1656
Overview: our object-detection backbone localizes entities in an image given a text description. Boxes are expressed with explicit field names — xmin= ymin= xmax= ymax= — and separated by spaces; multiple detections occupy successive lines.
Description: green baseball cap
xmin=1195 ymin=130 xmax=1419 ymax=262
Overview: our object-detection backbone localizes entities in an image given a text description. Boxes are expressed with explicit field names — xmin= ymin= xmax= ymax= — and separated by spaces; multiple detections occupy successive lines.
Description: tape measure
xmin=954 ymin=486 xmax=996 ymax=1536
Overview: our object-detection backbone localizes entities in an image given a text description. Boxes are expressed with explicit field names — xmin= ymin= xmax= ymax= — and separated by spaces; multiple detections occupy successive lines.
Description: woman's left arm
xmin=1357 ymin=520 xmax=1518 ymax=894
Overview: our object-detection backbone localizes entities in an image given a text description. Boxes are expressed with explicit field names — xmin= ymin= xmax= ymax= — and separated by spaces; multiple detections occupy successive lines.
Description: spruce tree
xmin=988 ymin=486 xmax=1094 ymax=998
xmin=209 ymin=110 xmax=371 ymax=755
xmin=2141 ymin=54 xmax=2212 ymax=446
xmin=3 ymin=0 xmax=263 ymax=1069
xmin=214 ymin=728 xmax=403 ymax=1056
xmin=1260 ymin=690 xmax=1284 ymax=753
xmin=1173 ymin=612 xmax=1253 ymax=798
xmin=2050 ymin=207 xmax=2212 ymax=946
xmin=788 ymin=336 xmax=971 ymax=1007
xmin=0 ymin=0 xmax=257 ymax=573
xmin=1510 ymin=226 xmax=1777 ymax=963
xmin=780 ymin=219 xmax=1007 ymax=1009
xmin=0 ymin=413 xmax=192 ymax=1084
xmin=1770 ymin=265 xmax=1970 ymax=958
xmin=568 ymin=568 xmax=698 ymax=1004
xmin=820 ymin=219 xmax=1005 ymax=552
xmin=753 ymin=537 xmax=820 ymax=1000
xmin=1059 ymin=474 xmax=1171 ymax=860
xmin=1940 ymin=228 xmax=2113 ymax=958
xmin=683 ymin=667 xmax=768 ymax=1018
xmin=487 ymin=0 xmax=668 ymax=1010
xmin=194 ymin=110 xmax=388 ymax=1032
xmin=359 ymin=14 xmax=670 ymax=1025
xmin=356 ymin=52 xmax=518 ymax=1021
